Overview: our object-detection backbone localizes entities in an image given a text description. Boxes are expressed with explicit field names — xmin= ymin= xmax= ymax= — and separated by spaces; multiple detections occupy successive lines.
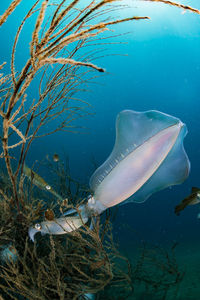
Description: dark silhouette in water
xmin=175 ymin=187 xmax=200 ymax=215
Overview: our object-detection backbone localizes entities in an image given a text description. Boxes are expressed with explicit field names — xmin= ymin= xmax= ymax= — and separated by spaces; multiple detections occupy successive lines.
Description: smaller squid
xmin=175 ymin=187 xmax=200 ymax=215
xmin=29 ymin=213 xmax=88 ymax=242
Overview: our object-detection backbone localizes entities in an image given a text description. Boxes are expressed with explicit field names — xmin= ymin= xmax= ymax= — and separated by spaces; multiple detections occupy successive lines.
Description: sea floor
xmin=167 ymin=242 xmax=200 ymax=300
xmin=126 ymin=241 xmax=200 ymax=300
xmin=99 ymin=240 xmax=200 ymax=300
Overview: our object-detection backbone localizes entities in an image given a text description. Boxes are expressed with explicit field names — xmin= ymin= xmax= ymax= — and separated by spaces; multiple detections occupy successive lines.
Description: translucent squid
xmin=23 ymin=164 xmax=63 ymax=201
xmin=29 ymin=109 xmax=190 ymax=241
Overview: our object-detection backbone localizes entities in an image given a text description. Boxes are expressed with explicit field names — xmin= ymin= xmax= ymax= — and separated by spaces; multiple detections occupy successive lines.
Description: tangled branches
xmin=131 ymin=242 xmax=184 ymax=300
xmin=144 ymin=0 xmax=200 ymax=14
xmin=0 ymin=0 xmax=149 ymax=210
xmin=0 ymin=0 xmax=23 ymax=27
xmin=0 ymin=185 xmax=131 ymax=299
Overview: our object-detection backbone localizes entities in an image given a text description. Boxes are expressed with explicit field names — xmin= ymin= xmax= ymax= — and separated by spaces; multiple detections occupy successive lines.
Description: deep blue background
xmin=1 ymin=0 xmax=200 ymax=247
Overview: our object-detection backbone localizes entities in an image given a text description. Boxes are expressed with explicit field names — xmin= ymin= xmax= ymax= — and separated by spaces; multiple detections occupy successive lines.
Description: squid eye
xmin=35 ymin=223 xmax=42 ymax=230
xmin=46 ymin=185 xmax=51 ymax=190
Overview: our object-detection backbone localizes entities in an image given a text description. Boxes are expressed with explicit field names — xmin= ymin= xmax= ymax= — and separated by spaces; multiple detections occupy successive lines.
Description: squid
xmin=29 ymin=109 xmax=190 ymax=241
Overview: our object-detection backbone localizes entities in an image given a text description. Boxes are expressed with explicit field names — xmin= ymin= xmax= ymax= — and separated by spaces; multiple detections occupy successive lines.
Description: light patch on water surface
xmin=116 ymin=0 xmax=200 ymax=38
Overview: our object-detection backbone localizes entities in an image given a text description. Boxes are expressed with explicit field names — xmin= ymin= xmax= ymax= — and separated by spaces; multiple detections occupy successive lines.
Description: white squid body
xmin=87 ymin=109 xmax=190 ymax=214
xmin=28 ymin=109 xmax=190 ymax=240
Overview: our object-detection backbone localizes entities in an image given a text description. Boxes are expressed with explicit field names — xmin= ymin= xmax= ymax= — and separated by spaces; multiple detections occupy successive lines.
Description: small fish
xmin=23 ymin=164 xmax=63 ymax=201
xmin=53 ymin=153 xmax=59 ymax=162
xmin=175 ymin=187 xmax=200 ymax=215
xmin=28 ymin=215 xmax=88 ymax=242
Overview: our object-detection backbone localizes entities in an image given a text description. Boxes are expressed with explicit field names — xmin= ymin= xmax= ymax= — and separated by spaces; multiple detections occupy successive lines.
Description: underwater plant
xmin=0 ymin=1 xmax=150 ymax=298
xmin=0 ymin=211 xmax=131 ymax=299
xmin=0 ymin=0 xmax=150 ymax=211
xmin=99 ymin=241 xmax=184 ymax=300
xmin=131 ymin=242 xmax=184 ymax=300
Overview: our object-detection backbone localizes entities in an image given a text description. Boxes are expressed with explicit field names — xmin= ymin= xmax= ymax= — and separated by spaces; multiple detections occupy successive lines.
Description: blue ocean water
xmin=1 ymin=0 xmax=200 ymax=298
